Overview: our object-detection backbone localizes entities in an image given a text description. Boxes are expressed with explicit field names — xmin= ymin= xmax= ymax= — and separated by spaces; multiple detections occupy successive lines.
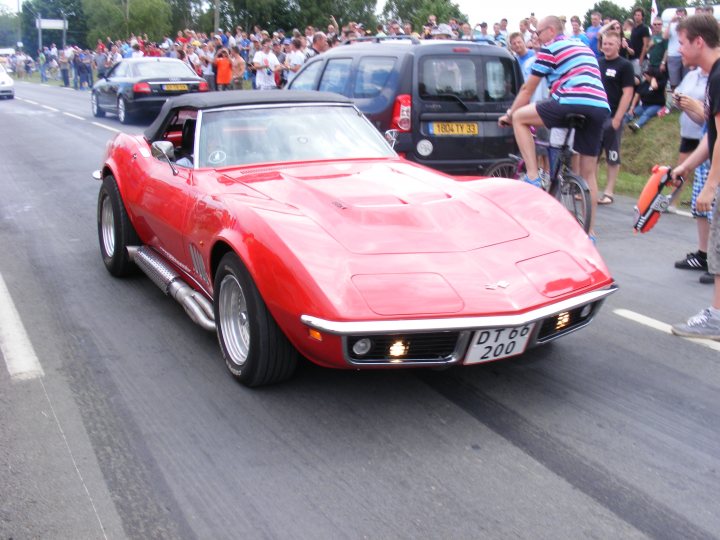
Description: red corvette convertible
xmin=94 ymin=91 xmax=617 ymax=386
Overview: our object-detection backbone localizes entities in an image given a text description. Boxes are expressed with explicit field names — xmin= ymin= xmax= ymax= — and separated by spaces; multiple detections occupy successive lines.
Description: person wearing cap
xmin=253 ymin=38 xmax=282 ymax=90
xmin=431 ymin=24 xmax=453 ymax=39
xmin=473 ymin=23 xmax=496 ymax=44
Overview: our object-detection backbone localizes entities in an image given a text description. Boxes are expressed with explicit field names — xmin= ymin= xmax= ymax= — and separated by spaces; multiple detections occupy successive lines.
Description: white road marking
xmin=23 ymin=99 xmax=38 ymax=105
xmin=42 ymin=105 xmax=59 ymax=112
xmin=63 ymin=112 xmax=84 ymax=120
xmin=0 ymin=273 xmax=44 ymax=380
xmin=614 ymin=308 xmax=720 ymax=351
xmin=91 ymin=122 xmax=119 ymax=133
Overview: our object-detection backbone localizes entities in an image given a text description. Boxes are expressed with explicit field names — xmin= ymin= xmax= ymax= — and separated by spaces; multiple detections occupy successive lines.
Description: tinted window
xmin=289 ymin=61 xmax=322 ymax=91
xmin=318 ymin=58 xmax=352 ymax=95
xmin=353 ymin=57 xmax=395 ymax=98
xmin=134 ymin=61 xmax=197 ymax=78
xmin=418 ymin=55 xmax=517 ymax=103
xmin=483 ymin=57 xmax=517 ymax=102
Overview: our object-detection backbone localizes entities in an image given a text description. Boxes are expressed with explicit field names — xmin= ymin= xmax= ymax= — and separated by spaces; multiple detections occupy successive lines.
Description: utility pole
xmin=61 ymin=11 xmax=66 ymax=49
xmin=214 ymin=0 xmax=220 ymax=36
xmin=37 ymin=12 xmax=42 ymax=51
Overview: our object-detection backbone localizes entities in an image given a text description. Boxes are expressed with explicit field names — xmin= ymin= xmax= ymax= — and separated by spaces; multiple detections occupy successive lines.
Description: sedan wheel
xmin=97 ymin=174 xmax=140 ymax=276
xmin=117 ymin=97 xmax=131 ymax=124
xmin=214 ymin=253 xmax=298 ymax=387
xmin=91 ymin=92 xmax=105 ymax=117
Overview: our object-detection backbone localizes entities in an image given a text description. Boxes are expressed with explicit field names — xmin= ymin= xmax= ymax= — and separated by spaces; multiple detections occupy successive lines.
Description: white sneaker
xmin=671 ymin=308 xmax=720 ymax=340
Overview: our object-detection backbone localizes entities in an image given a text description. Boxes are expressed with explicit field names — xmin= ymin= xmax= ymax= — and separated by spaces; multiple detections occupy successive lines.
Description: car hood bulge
xmin=228 ymin=161 xmax=528 ymax=255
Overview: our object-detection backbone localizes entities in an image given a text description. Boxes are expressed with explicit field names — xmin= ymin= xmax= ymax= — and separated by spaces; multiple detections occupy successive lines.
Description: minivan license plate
xmin=431 ymin=122 xmax=479 ymax=136
xmin=464 ymin=324 xmax=535 ymax=364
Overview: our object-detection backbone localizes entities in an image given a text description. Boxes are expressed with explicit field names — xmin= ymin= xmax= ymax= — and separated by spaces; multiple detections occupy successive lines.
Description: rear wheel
xmin=91 ymin=92 xmax=105 ymax=117
xmin=97 ymin=174 xmax=140 ymax=276
xmin=555 ymin=172 xmax=592 ymax=233
xmin=484 ymin=159 xmax=520 ymax=179
xmin=117 ymin=97 xmax=131 ymax=124
xmin=214 ymin=253 xmax=298 ymax=387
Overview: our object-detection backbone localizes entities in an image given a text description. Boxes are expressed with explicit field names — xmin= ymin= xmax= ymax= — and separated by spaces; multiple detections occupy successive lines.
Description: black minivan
xmin=287 ymin=37 xmax=521 ymax=175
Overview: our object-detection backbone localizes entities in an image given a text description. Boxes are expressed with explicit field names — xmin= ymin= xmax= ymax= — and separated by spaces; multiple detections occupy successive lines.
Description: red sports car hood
xmin=225 ymin=161 xmax=528 ymax=254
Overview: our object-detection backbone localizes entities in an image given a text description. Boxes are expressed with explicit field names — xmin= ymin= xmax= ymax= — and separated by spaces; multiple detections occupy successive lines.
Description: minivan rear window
xmin=419 ymin=56 xmax=517 ymax=103
xmin=353 ymin=57 xmax=396 ymax=98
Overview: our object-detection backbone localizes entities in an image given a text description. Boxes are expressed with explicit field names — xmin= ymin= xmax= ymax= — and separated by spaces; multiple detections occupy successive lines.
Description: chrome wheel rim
xmin=219 ymin=274 xmax=250 ymax=366
xmin=118 ymin=99 xmax=125 ymax=122
xmin=100 ymin=194 xmax=115 ymax=256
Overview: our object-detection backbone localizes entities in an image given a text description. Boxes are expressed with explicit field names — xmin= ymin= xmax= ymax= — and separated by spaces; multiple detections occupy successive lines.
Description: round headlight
xmin=352 ymin=338 xmax=373 ymax=356
xmin=416 ymin=139 xmax=433 ymax=157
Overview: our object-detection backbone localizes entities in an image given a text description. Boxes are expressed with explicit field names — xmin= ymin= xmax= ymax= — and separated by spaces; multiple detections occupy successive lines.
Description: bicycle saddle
xmin=564 ymin=114 xmax=586 ymax=129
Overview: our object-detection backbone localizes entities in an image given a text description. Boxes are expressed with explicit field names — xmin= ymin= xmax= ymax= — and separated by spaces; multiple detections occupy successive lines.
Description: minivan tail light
xmin=452 ymin=47 xmax=471 ymax=53
xmin=391 ymin=94 xmax=412 ymax=132
xmin=199 ymin=81 xmax=209 ymax=92
xmin=132 ymin=82 xmax=151 ymax=94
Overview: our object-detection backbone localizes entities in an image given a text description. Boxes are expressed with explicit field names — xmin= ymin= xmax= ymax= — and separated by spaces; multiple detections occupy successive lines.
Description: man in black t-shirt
xmin=628 ymin=7 xmax=651 ymax=76
xmin=671 ymin=14 xmax=720 ymax=339
xmin=597 ymin=32 xmax=635 ymax=204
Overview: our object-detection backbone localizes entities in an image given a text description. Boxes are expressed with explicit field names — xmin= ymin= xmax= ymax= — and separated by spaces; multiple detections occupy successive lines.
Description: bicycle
xmin=485 ymin=114 xmax=592 ymax=233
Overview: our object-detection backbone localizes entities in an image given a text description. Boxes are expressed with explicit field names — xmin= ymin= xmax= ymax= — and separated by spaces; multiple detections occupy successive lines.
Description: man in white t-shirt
xmin=662 ymin=7 xmax=688 ymax=89
xmin=252 ymin=38 xmax=281 ymax=90
xmin=285 ymin=38 xmax=306 ymax=85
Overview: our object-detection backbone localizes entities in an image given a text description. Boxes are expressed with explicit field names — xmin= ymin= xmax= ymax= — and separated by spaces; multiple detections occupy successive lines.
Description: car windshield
xmin=196 ymin=104 xmax=395 ymax=168
xmin=134 ymin=61 xmax=196 ymax=78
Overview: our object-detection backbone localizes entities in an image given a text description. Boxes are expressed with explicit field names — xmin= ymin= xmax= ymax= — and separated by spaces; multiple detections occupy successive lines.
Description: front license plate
xmin=464 ymin=324 xmax=535 ymax=364
xmin=164 ymin=84 xmax=188 ymax=91
xmin=431 ymin=122 xmax=479 ymax=136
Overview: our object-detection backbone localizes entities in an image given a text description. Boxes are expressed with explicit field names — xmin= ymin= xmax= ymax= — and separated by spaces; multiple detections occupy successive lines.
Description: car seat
xmin=181 ymin=118 xmax=196 ymax=164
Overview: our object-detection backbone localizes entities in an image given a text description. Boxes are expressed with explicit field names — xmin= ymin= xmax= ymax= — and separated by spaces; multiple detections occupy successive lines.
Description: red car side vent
xmin=132 ymin=82 xmax=152 ymax=93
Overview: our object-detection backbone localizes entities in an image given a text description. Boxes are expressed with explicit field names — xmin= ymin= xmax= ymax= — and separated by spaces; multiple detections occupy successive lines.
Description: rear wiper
xmin=432 ymin=93 xmax=470 ymax=111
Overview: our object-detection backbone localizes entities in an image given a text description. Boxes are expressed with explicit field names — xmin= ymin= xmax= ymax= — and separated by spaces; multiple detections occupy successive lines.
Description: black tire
xmin=484 ymin=159 xmax=521 ymax=179
xmin=97 ymin=174 xmax=140 ymax=276
xmin=214 ymin=253 xmax=298 ymax=387
xmin=117 ymin=97 xmax=131 ymax=124
xmin=91 ymin=91 xmax=105 ymax=117
xmin=555 ymin=172 xmax=592 ymax=233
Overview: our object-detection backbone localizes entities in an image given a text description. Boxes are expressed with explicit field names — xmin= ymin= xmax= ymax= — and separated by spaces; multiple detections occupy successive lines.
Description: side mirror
xmin=384 ymin=129 xmax=399 ymax=149
xmin=151 ymin=140 xmax=178 ymax=176
xmin=152 ymin=140 xmax=175 ymax=160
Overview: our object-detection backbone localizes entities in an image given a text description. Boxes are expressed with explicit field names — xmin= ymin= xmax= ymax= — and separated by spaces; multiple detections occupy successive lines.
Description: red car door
xmin=132 ymin=158 xmax=194 ymax=274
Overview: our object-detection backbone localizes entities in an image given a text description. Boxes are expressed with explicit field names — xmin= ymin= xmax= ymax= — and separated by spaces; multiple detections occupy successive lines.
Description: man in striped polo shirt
xmin=499 ymin=15 xmax=610 ymax=236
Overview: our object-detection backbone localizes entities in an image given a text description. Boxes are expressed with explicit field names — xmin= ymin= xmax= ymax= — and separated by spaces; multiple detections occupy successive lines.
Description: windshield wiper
xmin=431 ymin=93 xmax=471 ymax=111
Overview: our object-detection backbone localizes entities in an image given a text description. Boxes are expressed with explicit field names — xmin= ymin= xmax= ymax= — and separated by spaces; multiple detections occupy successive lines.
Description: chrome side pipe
xmin=129 ymin=246 xmax=216 ymax=332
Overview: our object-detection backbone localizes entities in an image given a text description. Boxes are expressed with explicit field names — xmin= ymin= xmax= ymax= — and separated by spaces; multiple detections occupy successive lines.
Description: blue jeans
xmin=631 ymin=104 xmax=662 ymax=128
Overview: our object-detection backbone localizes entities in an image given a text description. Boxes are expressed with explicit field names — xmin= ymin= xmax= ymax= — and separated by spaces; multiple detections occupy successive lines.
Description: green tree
xmin=582 ymin=1 xmax=628 ymax=27
xmin=0 ymin=7 xmax=21 ymax=47
xmin=382 ymin=0 xmax=466 ymax=30
xmin=83 ymin=0 xmax=171 ymax=45
xmin=21 ymin=0 xmax=87 ymax=52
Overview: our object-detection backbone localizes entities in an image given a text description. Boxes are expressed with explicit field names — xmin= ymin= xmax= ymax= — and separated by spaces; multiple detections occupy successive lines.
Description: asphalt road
xmin=1 ymin=81 xmax=719 ymax=540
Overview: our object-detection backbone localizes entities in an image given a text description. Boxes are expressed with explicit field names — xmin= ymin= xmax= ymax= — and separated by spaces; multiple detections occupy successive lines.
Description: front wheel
xmin=555 ymin=172 xmax=592 ymax=233
xmin=97 ymin=174 xmax=140 ymax=276
xmin=214 ymin=253 xmax=298 ymax=387
xmin=484 ymin=159 xmax=520 ymax=179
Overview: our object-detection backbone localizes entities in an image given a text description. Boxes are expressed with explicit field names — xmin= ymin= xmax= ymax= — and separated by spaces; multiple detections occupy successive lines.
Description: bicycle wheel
xmin=557 ymin=172 xmax=592 ymax=233
xmin=484 ymin=159 xmax=521 ymax=179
